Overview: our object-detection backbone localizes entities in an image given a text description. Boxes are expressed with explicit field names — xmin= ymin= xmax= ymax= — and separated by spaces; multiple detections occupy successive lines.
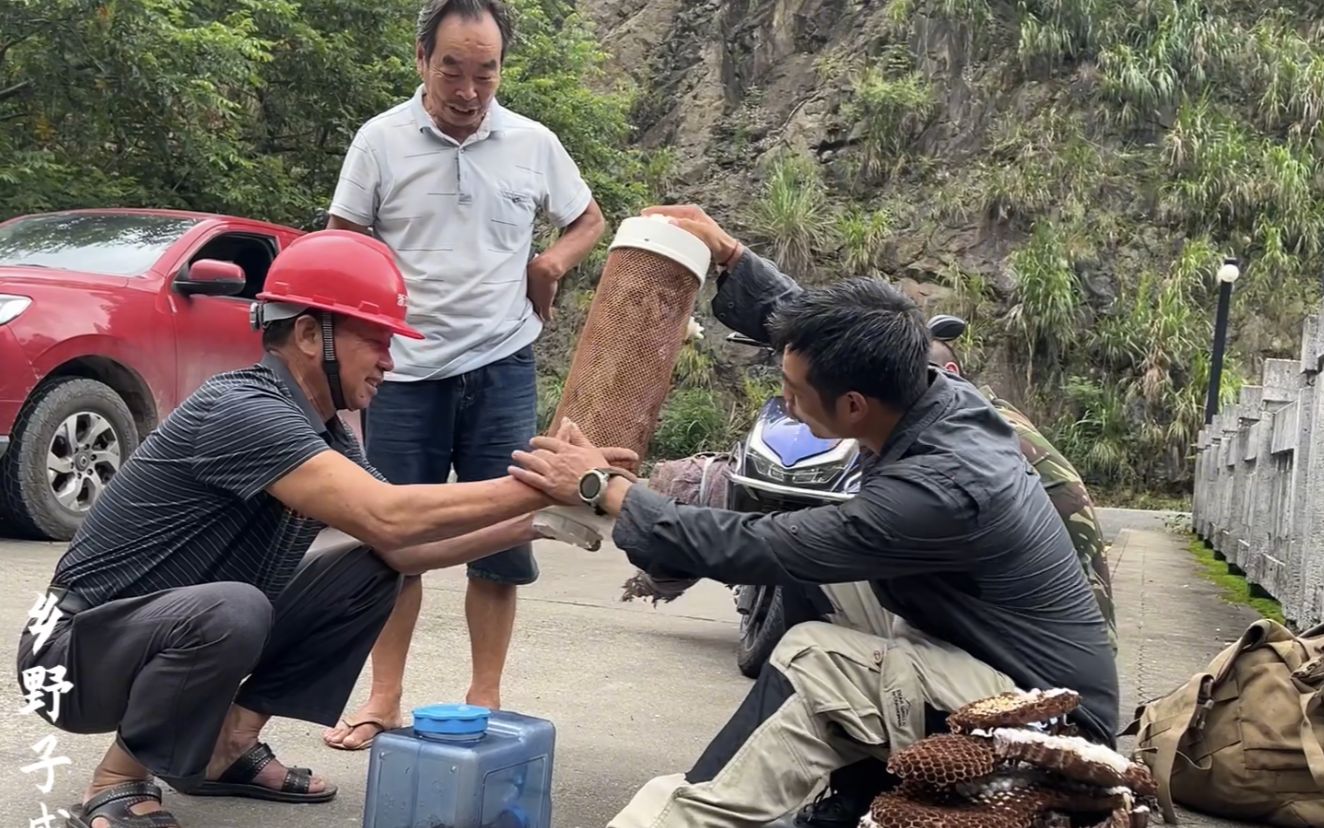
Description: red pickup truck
xmin=0 ymin=208 xmax=309 ymax=540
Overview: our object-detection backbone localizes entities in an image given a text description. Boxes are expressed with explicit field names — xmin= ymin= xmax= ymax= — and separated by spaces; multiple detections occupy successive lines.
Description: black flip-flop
xmin=172 ymin=742 xmax=336 ymax=803
xmin=67 ymin=781 xmax=182 ymax=828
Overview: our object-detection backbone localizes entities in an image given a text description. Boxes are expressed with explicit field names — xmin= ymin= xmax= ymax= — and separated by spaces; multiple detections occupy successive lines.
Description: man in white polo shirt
xmin=322 ymin=0 xmax=605 ymax=750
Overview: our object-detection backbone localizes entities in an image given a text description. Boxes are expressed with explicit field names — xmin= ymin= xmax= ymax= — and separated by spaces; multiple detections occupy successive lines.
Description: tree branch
xmin=0 ymin=35 xmax=33 ymax=65
xmin=0 ymin=80 xmax=32 ymax=102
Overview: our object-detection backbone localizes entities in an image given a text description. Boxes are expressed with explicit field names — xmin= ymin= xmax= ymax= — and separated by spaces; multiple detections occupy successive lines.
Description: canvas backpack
xmin=1124 ymin=618 xmax=1324 ymax=826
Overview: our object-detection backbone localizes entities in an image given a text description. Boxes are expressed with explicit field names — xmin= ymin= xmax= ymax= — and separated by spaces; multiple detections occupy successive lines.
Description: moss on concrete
xmin=1186 ymin=536 xmax=1285 ymax=625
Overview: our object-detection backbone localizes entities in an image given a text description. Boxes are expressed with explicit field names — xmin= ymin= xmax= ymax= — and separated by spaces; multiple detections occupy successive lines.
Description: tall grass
xmin=1005 ymin=221 xmax=1083 ymax=378
xmin=1017 ymin=0 xmax=1119 ymax=72
xmin=1242 ymin=16 xmax=1324 ymax=139
xmin=1095 ymin=0 xmax=1235 ymax=129
xmin=843 ymin=49 xmax=935 ymax=182
xmin=836 ymin=206 xmax=894 ymax=275
xmin=651 ymin=388 xmax=732 ymax=459
xmin=746 ymin=151 xmax=836 ymax=278
xmin=1043 ymin=376 xmax=1132 ymax=485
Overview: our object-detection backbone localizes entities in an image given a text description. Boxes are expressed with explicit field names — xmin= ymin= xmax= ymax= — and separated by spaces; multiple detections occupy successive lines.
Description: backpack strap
xmin=1138 ymin=621 xmax=1271 ymax=824
xmin=1299 ymin=689 xmax=1324 ymax=790
xmin=1134 ymin=674 xmax=1213 ymax=824
xmin=1295 ymin=648 xmax=1324 ymax=792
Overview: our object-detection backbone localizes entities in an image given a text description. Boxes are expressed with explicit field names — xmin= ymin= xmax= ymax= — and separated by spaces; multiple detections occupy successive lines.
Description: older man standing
xmin=323 ymin=0 xmax=605 ymax=749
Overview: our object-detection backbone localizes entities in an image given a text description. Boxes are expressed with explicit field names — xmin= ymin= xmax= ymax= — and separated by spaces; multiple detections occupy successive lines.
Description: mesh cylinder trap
xmin=530 ymin=216 xmax=710 ymax=551
xmin=548 ymin=215 xmax=711 ymax=463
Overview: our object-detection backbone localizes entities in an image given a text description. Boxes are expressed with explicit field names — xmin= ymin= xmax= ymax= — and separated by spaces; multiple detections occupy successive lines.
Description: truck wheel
xmin=0 ymin=377 xmax=139 ymax=541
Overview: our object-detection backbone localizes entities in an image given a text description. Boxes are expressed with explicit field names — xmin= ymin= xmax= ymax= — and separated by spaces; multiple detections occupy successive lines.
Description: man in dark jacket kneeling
xmin=508 ymin=205 xmax=1119 ymax=828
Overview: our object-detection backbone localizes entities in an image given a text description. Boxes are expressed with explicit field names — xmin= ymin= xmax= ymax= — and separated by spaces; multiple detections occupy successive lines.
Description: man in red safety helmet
xmin=14 ymin=230 xmax=634 ymax=828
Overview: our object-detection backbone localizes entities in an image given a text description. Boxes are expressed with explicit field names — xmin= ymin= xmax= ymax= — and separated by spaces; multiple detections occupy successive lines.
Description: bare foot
xmin=323 ymin=701 xmax=403 ymax=750
xmin=466 ymin=688 xmax=500 ymax=710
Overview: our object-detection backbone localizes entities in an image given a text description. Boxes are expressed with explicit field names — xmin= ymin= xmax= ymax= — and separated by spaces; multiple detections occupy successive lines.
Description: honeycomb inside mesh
xmin=947 ymin=689 xmax=1081 ymax=733
xmin=887 ymin=734 xmax=999 ymax=787
xmin=549 ymin=245 xmax=701 ymax=463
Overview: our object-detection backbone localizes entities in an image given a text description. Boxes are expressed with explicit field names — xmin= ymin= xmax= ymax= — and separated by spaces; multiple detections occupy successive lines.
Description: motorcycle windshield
xmin=759 ymin=398 xmax=843 ymax=466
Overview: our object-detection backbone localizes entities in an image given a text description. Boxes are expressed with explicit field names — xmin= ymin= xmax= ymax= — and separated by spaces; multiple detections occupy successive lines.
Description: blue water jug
xmin=362 ymin=704 xmax=555 ymax=828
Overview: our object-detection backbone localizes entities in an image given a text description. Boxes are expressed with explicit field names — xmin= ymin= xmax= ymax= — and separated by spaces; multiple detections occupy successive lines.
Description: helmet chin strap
xmin=319 ymin=312 xmax=348 ymax=412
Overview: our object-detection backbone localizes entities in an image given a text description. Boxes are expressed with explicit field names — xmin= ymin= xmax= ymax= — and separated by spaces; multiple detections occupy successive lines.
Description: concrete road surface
xmin=1 ymin=507 xmax=1250 ymax=828
xmin=0 ymin=533 xmax=753 ymax=828
xmin=1096 ymin=507 xmax=1188 ymax=544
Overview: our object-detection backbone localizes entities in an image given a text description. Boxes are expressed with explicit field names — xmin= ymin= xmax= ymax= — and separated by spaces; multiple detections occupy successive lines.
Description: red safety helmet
xmin=255 ymin=230 xmax=424 ymax=339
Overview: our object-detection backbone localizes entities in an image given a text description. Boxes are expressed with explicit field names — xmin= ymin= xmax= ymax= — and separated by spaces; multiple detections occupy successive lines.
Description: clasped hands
xmin=510 ymin=419 xmax=636 ymax=507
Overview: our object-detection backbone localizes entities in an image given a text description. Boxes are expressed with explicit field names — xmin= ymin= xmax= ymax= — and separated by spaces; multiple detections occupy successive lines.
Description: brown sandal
xmin=325 ymin=715 xmax=391 ymax=751
xmin=67 ymin=781 xmax=182 ymax=828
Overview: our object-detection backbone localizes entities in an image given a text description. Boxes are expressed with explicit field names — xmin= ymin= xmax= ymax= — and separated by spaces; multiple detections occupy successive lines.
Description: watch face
xmin=579 ymin=472 xmax=602 ymax=501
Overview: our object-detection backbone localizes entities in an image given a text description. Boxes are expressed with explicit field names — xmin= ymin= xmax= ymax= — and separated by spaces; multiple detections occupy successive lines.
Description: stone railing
xmin=1192 ymin=302 xmax=1324 ymax=631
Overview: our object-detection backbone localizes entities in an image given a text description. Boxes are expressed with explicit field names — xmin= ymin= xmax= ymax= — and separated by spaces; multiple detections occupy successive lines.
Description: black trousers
xmin=15 ymin=543 xmax=401 ymax=786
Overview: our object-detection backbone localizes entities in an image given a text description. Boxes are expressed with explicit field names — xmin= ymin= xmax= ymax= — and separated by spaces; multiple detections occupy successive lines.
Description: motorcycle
xmin=727 ymin=313 xmax=969 ymax=678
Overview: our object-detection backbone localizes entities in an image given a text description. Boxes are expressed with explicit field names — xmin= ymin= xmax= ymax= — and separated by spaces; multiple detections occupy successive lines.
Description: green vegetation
xmin=715 ymin=0 xmax=1324 ymax=499
xmin=650 ymin=388 xmax=731 ymax=460
xmin=0 ymin=0 xmax=647 ymax=228
xmin=744 ymin=151 xmax=837 ymax=279
xmin=1187 ymin=537 xmax=1286 ymax=624
xmin=843 ymin=48 xmax=936 ymax=184
xmin=6 ymin=0 xmax=1322 ymax=489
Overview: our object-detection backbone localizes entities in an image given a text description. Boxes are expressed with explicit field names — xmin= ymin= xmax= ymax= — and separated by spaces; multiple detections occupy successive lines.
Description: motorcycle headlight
xmin=0 ymin=295 xmax=31 ymax=326
xmin=746 ymin=420 xmax=854 ymax=487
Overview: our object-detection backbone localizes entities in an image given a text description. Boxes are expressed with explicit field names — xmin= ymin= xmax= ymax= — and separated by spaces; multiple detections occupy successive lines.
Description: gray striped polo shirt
xmin=51 ymin=353 xmax=382 ymax=607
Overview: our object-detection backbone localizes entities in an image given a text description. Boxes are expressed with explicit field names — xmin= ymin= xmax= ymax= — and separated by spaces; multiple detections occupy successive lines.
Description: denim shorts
xmin=362 ymin=345 xmax=539 ymax=585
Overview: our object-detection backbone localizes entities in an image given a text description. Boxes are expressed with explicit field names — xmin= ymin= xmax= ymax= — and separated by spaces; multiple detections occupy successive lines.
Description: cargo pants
xmin=607 ymin=619 xmax=1017 ymax=828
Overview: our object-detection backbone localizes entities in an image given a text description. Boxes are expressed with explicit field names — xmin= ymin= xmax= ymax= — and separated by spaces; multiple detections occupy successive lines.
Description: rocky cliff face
xmin=579 ymin=0 xmax=1046 ymax=395
xmin=564 ymin=0 xmax=1324 ymax=498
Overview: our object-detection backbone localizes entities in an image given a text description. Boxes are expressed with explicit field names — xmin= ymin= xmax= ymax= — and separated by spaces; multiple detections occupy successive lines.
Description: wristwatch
xmin=578 ymin=467 xmax=634 ymax=515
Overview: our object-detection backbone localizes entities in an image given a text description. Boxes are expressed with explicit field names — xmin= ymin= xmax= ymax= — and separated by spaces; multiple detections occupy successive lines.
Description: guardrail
xmin=1192 ymin=301 xmax=1324 ymax=630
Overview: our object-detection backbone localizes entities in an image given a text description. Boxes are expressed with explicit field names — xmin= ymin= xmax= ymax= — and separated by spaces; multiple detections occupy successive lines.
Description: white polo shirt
xmin=329 ymin=85 xmax=593 ymax=381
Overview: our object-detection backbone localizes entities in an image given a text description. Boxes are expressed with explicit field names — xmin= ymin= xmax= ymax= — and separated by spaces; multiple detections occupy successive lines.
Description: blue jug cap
xmin=412 ymin=703 xmax=491 ymax=742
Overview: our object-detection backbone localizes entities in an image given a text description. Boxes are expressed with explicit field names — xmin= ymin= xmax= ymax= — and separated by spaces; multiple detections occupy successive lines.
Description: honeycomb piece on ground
xmin=618 ymin=570 xmax=695 ymax=605
xmin=1122 ymin=764 xmax=1158 ymax=798
xmin=867 ymin=765 xmax=1148 ymax=828
xmin=948 ymin=690 xmax=1081 ymax=734
xmin=989 ymin=729 xmax=1155 ymax=795
xmin=863 ymin=788 xmax=1034 ymax=828
xmin=956 ymin=768 xmax=1132 ymax=813
xmin=886 ymin=734 xmax=1000 ymax=787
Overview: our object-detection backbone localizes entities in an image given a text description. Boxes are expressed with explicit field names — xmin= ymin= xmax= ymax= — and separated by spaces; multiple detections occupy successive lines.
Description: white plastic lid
xmin=608 ymin=215 xmax=711 ymax=286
